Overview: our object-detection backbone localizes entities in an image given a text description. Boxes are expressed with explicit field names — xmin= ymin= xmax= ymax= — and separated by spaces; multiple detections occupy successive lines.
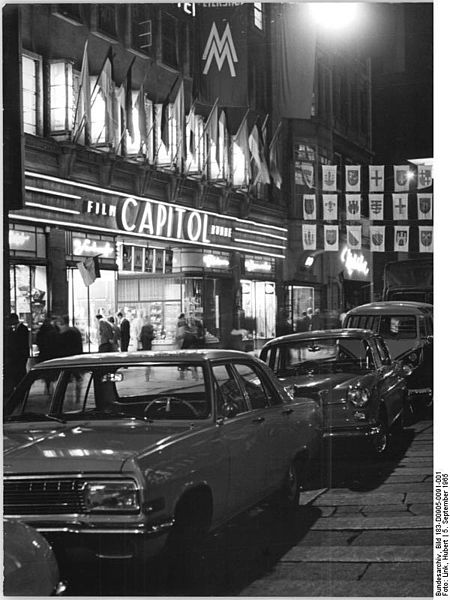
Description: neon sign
xmin=73 ymin=238 xmax=114 ymax=258
xmin=203 ymin=254 xmax=230 ymax=269
xmin=340 ymin=247 xmax=369 ymax=277
xmin=245 ymin=258 xmax=272 ymax=273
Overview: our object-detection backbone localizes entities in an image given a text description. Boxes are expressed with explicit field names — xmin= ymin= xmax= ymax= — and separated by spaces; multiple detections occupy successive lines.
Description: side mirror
xmin=426 ymin=335 xmax=433 ymax=344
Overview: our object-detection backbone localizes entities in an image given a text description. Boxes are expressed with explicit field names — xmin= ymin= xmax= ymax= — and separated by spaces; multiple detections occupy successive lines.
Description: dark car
xmin=343 ymin=301 xmax=433 ymax=410
xmin=3 ymin=349 xmax=322 ymax=577
xmin=260 ymin=329 xmax=410 ymax=456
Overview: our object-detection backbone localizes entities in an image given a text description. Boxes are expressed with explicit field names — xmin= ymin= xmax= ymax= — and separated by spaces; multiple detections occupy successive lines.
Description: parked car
xmin=3 ymin=519 xmax=66 ymax=596
xmin=260 ymin=329 xmax=410 ymax=456
xmin=343 ymin=301 xmax=433 ymax=409
xmin=3 ymin=349 xmax=322 ymax=576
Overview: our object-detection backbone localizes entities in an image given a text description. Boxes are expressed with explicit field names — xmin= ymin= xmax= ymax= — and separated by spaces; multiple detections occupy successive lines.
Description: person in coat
xmin=4 ymin=313 xmax=30 ymax=396
xmin=117 ymin=312 xmax=130 ymax=351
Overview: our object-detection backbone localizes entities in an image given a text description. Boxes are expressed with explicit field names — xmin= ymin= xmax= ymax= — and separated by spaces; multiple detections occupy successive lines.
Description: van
xmin=343 ymin=301 xmax=433 ymax=409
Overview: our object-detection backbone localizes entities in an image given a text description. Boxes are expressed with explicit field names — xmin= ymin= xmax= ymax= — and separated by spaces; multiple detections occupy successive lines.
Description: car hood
xmin=280 ymin=370 xmax=373 ymax=397
xmin=3 ymin=419 xmax=196 ymax=474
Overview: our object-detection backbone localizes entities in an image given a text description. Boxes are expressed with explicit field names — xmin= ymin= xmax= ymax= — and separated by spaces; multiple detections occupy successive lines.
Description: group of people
xmin=175 ymin=313 xmax=205 ymax=349
xmin=295 ymin=307 xmax=323 ymax=332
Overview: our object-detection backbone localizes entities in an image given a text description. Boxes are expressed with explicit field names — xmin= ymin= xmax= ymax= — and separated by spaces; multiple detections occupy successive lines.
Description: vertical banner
xmin=346 ymin=225 xmax=362 ymax=250
xmin=369 ymin=194 xmax=384 ymax=220
xmin=417 ymin=165 xmax=433 ymax=189
xmin=346 ymin=194 xmax=361 ymax=221
xmin=324 ymin=225 xmax=339 ymax=251
xmin=417 ymin=194 xmax=433 ymax=220
xmin=369 ymin=165 xmax=385 ymax=192
xmin=302 ymin=224 xmax=317 ymax=250
xmin=392 ymin=194 xmax=409 ymax=221
xmin=322 ymin=165 xmax=337 ymax=192
xmin=394 ymin=226 xmax=410 ymax=252
xmin=394 ymin=166 xmax=410 ymax=192
xmin=345 ymin=165 xmax=361 ymax=192
xmin=303 ymin=195 xmax=316 ymax=220
xmin=298 ymin=162 xmax=315 ymax=188
xmin=322 ymin=194 xmax=338 ymax=221
xmin=419 ymin=226 xmax=433 ymax=252
xmin=370 ymin=226 xmax=386 ymax=252
xmin=195 ymin=5 xmax=248 ymax=106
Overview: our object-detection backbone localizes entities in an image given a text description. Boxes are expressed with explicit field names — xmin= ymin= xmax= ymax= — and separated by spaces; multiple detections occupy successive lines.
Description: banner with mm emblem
xmin=322 ymin=194 xmax=338 ymax=221
xmin=303 ymin=195 xmax=316 ymax=220
xmin=370 ymin=226 xmax=385 ymax=252
xmin=394 ymin=226 xmax=410 ymax=252
xmin=417 ymin=165 xmax=433 ymax=190
xmin=195 ymin=5 xmax=248 ymax=106
xmin=369 ymin=194 xmax=384 ymax=221
xmin=392 ymin=194 xmax=409 ymax=221
xmin=346 ymin=225 xmax=362 ymax=250
xmin=394 ymin=166 xmax=410 ymax=192
xmin=419 ymin=226 xmax=433 ymax=253
xmin=302 ymin=224 xmax=316 ymax=250
xmin=324 ymin=225 xmax=339 ymax=251
xmin=346 ymin=194 xmax=361 ymax=221
xmin=345 ymin=165 xmax=361 ymax=192
xmin=322 ymin=165 xmax=337 ymax=192
xmin=369 ymin=165 xmax=385 ymax=192
xmin=417 ymin=194 xmax=433 ymax=220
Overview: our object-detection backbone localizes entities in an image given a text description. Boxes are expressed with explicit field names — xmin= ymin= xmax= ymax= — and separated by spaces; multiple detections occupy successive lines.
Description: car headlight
xmin=347 ymin=386 xmax=370 ymax=408
xmin=83 ymin=480 xmax=140 ymax=513
xmin=401 ymin=348 xmax=423 ymax=369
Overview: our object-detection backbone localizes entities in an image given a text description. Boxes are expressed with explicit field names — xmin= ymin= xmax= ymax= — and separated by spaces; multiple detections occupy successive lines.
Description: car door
xmin=373 ymin=337 xmax=405 ymax=424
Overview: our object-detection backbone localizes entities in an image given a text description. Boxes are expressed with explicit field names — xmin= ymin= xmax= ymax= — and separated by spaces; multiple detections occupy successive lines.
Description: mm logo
xmin=202 ymin=22 xmax=238 ymax=76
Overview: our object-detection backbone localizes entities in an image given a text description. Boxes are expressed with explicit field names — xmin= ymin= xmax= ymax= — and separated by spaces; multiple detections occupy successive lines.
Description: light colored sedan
xmin=3 ymin=349 xmax=322 ymax=576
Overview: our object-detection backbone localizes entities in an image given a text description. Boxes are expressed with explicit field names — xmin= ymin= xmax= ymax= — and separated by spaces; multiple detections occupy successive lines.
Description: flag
xmin=98 ymin=47 xmax=115 ymax=144
xmin=303 ymin=194 xmax=316 ymax=220
xmin=417 ymin=194 xmax=433 ymax=220
xmin=370 ymin=226 xmax=385 ymax=252
xmin=302 ymin=224 xmax=316 ymax=250
xmin=118 ymin=59 xmax=136 ymax=145
xmin=369 ymin=194 xmax=384 ymax=221
xmin=73 ymin=40 xmax=91 ymax=144
xmin=218 ymin=110 xmax=229 ymax=179
xmin=394 ymin=226 xmax=410 ymax=252
xmin=345 ymin=165 xmax=361 ymax=192
xmin=322 ymin=165 xmax=337 ymax=192
xmin=173 ymin=78 xmax=185 ymax=167
xmin=186 ymin=103 xmax=196 ymax=156
xmin=346 ymin=194 xmax=361 ymax=221
xmin=273 ymin=3 xmax=316 ymax=120
xmin=369 ymin=165 xmax=385 ymax=192
xmin=233 ymin=109 xmax=250 ymax=169
xmin=392 ymin=194 xmax=409 ymax=220
xmin=77 ymin=256 xmax=100 ymax=287
xmin=417 ymin=165 xmax=433 ymax=189
xmin=419 ymin=226 xmax=433 ymax=252
xmin=269 ymin=122 xmax=282 ymax=189
xmin=347 ymin=225 xmax=362 ymax=250
xmin=324 ymin=225 xmax=339 ymax=251
xmin=394 ymin=166 xmax=410 ymax=192
xmin=135 ymin=84 xmax=148 ymax=154
xmin=204 ymin=99 xmax=219 ymax=149
xmin=322 ymin=194 xmax=338 ymax=221
xmin=248 ymin=123 xmax=270 ymax=185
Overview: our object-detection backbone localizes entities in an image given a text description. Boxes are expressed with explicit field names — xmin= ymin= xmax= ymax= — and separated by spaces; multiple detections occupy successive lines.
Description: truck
xmin=382 ymin=258 xmax=433 ymax=304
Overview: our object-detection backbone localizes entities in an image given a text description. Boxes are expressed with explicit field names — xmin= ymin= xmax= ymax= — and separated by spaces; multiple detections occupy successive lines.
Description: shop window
xmin=9 ymin=225 xmax=46 ymax=258
xmin=241 ymin=280 xmax=276 ymax=341
xmin=10 ymin=264 xmax=48 ymax=348
xmin=160 ymin=11 xmax=178 ymax=70
xmin=130 ymin=4 xmax=153 ymax=55
xmin=22 ymin=52 xmax=43 ymax=136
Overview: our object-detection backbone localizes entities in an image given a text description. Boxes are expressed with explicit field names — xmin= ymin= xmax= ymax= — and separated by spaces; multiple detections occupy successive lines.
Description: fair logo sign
xmin=202 ymin=22 xmax=238 ymax=76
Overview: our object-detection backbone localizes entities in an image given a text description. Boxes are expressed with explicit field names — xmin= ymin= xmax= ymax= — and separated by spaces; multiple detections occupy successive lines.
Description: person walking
xmin=95 ymin=313 xmax=114 ymax=352
xmin=56 ymin=315 xmax=83 ymax=357
xmin=139 ymin=317 xmax=155 ymax=381
xmin=311 ymin=308 xmax=322 ymax=331
xmin=117 ymin=311 xmax=130 ymax=351
xmin=295 ymin=311 xmax=309 ymax=333
xmin=306 ymin=307 xmax=314 ymax=331
xmin=36 ymin=316 xmax=60 ymax=394
xmin=175 ymin=313 xmax=187 ymax=349
xmin=4 ymin=313 xmax=30 ymax=396
xmin=108 ymin=317 xmax=121 ymax=351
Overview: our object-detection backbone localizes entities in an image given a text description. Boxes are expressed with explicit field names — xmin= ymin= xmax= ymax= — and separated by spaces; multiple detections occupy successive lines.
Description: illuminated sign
xmin=9 ymin=230 xmax=32 ymax=249
xmin=245 ymin=258 xmax=272 ymax=273
xmin=203 ymin=254 xmax=230 ymax=269
xmin=340 ymin=247 xmax=369 ymax=278
xmin=73 ymin=238 xmax=114 ymax=258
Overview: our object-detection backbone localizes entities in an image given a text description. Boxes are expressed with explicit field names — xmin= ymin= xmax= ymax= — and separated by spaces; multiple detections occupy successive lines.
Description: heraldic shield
xmin=372 ymin=233 xmax=383 ymax=246
xmin=348 ymin=199 xmax=359 ymax=215
xmin=348 ymin=230 xmax=359 ymax=247
xmin=396 ymin=170 xmax=408 ymax=186
xmin=396 ymin=231 xmax=408 ymax=246
xmin=304 ymin=230 xmax=314 ymax=246
xmin=347 ymin=169 xmax=359 ymax=186
xmin=326 ymin=229 xmax=337 ymax=246
xmin=421 ymin=230 xmax=433 ymax=247
xmin=304 ymin=197 xmax=315 ymax=215
xmin=419 ymin=196 xmax=432 ymax=215
xmin=419 ymin=169 xmax=432 ymax=188
xmin=370 ymin=199 xmax=383 ymax=214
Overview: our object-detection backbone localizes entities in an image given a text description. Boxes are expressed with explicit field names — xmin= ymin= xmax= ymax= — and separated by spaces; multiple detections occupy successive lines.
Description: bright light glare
xmin=309 ymin=3 xmax=360 ymax=30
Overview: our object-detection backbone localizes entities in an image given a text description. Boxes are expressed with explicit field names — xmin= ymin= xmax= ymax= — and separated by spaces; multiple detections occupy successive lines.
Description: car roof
xmin=32 ymin=349 xmax=256 ymax=370
xmin=262 ymin=328 xmax=376 ymax=348
xmin=345 ymin=301 xmax=433 ymax=315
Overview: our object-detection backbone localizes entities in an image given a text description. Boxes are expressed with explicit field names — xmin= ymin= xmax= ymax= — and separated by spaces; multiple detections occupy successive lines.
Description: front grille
xmin=4 ymin=478 xmax=86 ymax=515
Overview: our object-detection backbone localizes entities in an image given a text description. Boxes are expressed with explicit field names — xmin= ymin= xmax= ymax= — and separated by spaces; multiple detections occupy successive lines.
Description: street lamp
xmin=308 ymin=3 xmax=361 ymax=31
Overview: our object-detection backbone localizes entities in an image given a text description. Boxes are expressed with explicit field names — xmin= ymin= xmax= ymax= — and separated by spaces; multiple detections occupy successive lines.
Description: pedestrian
xmin=117 ymin=311 xmax=130 ymax=351
xmin=311 ymin=308 xmax=322 ymax=331
xmin=295 ymin=311 xmax=309 ymax=333
xmin=306 ymin=307 xmax=313 ymax=331
xmin=191 ymin=318 xmax=205 ymax=349
xmin=4 ymin=313 xmax=30 ymax=396
xmin=276 ymin=310 xmax=293 ymax=337
xmin=108 ymin=316 xmax=121 ymax=351
xmin=175 ymin=313 xmax=187 ymax=349
xmin=139 ymin=317 xmax=155 ymax=381
xmin=56 ymin=315 xmax=83 ymax=357
xmin=95 ymin=313 xmax=114 ymax=352
xmin=36 ymin=316 xmax=60 ymax=394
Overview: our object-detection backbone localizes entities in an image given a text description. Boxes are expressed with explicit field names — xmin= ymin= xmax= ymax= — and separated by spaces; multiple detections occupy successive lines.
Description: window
xmin=234 ymin=363 xmax=281 ymax=408
xmin=49 ymin=60 xmax=73 ymax=134
xmin=253 ymin=3 xmax=264 ymax=30
xmin=22 ymin=53 xmax=42 ymax=135
xmin=96 ymin=4 xmax=117 ymax=39
xmin=212 ymin=364 xmax=248 ymax=417
xmin=379 ymin=315 xmax=418 ymax=340
xmin=130 ymin=5 xmax=152 ymax=55
xmin=161 ymin=11 xmax=178 ymax=69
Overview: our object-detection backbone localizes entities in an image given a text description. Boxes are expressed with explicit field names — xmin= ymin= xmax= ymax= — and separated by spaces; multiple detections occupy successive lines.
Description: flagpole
xmin=185 ymin=98 xmax=219 ymax=174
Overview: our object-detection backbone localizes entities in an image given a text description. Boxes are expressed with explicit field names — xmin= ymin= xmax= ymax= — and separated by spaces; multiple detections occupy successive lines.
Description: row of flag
xmin=302 ymin=193 xmax=433 ymax=221
xmin=72 ymin=42 xmax=282 ymax=188
xmin=296 ymin=163 xmax=433 ymax=192
xmin=302 ymin=225 xmax=433 ymax=253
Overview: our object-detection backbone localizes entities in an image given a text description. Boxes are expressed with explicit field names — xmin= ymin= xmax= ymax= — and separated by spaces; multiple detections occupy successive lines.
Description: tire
xmin=371 ymin=415 xmax=390 ymax=456
xmin=283 ymin=456 xmax=307 ymax=507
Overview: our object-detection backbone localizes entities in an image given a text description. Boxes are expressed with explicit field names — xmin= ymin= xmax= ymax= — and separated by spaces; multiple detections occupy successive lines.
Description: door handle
xmin=282 ymin=408 xmax=293 ymax=415
xmin=252 ymin=416 xmax=265 ymax=423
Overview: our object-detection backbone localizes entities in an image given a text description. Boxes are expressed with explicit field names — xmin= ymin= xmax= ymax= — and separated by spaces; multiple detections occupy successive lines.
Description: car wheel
xmin=372 ymin=415 xmax=390 ymax=456
xmin=284 ymin=456 xmax=306 ymax=507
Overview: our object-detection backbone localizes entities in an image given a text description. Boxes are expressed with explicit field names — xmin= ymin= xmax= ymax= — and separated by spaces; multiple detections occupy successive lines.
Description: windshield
xmin=271 ymin=337 xmax=376 ymax=376
xmin=5 ymin=364 xmax=210 ymax=422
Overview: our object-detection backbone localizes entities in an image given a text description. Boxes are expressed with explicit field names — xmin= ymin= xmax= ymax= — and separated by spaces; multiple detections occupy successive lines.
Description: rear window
xmin=345 ymin=315 xmax=380 ymax=331
xmin=379 ymin=315 xmax=417 ymax=339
